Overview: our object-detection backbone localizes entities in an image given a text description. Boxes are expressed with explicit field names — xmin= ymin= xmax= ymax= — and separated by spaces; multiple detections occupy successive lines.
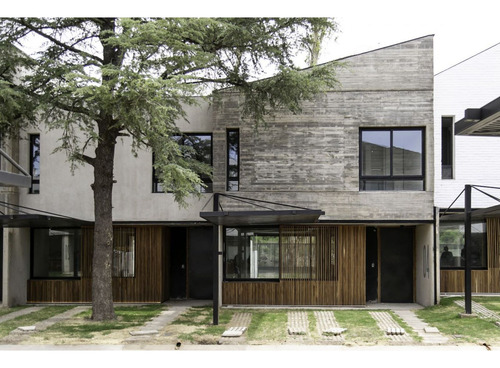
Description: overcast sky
xmin=6 ymin=0 xmax=500 ymax=74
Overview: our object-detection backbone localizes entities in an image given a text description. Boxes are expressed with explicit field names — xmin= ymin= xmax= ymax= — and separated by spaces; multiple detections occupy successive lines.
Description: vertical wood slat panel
xmin=440 ymin=218 xmax=500 ymax=293
xmin=223 ymin=225 xmax=366 ymax=305
xmin=28 ymin=226 xmax=165 ymax=303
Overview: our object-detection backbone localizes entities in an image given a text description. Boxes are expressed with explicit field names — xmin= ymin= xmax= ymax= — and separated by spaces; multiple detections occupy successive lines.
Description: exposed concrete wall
xmin=3 ymin=228 xmax=30 ymax=306
xmin=434 ymin=42 xmax=500 ymax=209
xmin=415 ymin=224 xmax=434 ymax=306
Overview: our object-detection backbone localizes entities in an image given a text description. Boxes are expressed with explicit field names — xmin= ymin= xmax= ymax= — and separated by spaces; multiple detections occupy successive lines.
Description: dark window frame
xmin=30 ymin=227 xmax=82 ymax=280
xmin=223 ymin=225 xmax=280 ymax=282
xmin=112 ymin=227 xmax=136 ymax=278
xmin=441 ymin=116 xmax=454 ymax=180
xmin=226 ymin=129 xmax=240 ymax=191
xmin=152 ymin=132 xmax=213 ymax=193
xmin=359 ymin=127 xmax=425 ymax=191
xmin=29 ymin=134 xmax=40 ymax=194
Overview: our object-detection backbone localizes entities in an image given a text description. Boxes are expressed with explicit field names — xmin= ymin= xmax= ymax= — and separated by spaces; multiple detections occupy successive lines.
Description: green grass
xmin=0 ymin=306 xmax=73 ymax=339
xmin=41 ymin=305 xmax=166 ymax=339
xmin=334 ymin=310 xmax=385 ymax=344
xmin=174 ymin=306 xmax=232 ymax=343
xmin=416 ymin=297 xmax=500 ymax=343
xmin=0 ymin=306 xmax=28 ymax=318
xmin=246 ymin=310 xmax=288 ymax=343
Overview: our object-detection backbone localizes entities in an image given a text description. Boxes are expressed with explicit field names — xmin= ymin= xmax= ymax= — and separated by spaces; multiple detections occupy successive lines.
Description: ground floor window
xmin=113 ymin=228 xmax=136 ymax=278
xmin=440 ymin=221 xmax=487 ymax=269
xmin=225 ymin=227 xmax=279 ymax=280
xmin=32 ymin=228 xmax=81 ymax=278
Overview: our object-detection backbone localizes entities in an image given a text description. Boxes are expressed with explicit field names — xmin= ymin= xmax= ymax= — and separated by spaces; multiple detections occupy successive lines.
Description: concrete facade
xmin=2 ymin=35 xmax=437 ymax=306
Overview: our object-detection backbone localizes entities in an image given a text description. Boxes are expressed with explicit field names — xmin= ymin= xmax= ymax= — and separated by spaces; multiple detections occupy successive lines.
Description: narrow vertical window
xmin=441 ymin=116 xmax=454 ymax=179
xmin=227 ymin=129 xmax=239 ymax=191
xmin=29 ymin=134 xmax=40 ymax=194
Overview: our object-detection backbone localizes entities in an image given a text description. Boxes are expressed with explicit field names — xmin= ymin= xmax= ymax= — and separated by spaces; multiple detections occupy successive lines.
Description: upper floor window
xmin=29 ymin=134 xmax=40 ymax=194
xmin=227 ymin=129 xmax=239 ymax=191
xmin=360 ymin=128 xmax=425 ymax=191
xmin=441 ymin=116 xmax=454 ymax=179
xmin=153 ymin=133 xmax=213 ymax=193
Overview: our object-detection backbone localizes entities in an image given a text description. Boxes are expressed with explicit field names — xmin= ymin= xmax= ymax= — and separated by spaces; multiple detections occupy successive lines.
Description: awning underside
xmin=0 ymin=214 xmax=91 ymax=228
xmin=199 ymin=209 xmax=325 ymax=226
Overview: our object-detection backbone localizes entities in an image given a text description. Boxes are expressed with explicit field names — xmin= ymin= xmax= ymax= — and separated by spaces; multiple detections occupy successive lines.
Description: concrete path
xmin=370 ymin=311 xmax=414 ymax=343
xmin=455 ymin=300 xmax=500 ymax=321
xmin=394 ymin=310 xmax=449 ymax=345
xmin=124 ymin=299 xmax=210 ymax=344
xmin=0 ymin=307 xmax=45 ymax=324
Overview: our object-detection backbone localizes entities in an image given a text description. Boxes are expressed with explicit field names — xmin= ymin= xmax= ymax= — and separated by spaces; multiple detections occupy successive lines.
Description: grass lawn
xmin=0 ymin=306 xmax=73 ymax=339
xmin=416 ymin=297 xmax=500 ymax=344
xmin=0 ymin=306 xmax=28 ymax=318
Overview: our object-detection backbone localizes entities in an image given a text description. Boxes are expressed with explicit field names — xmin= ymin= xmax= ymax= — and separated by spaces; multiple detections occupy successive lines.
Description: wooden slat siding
xmin=28 ymin=226 xmax=166 ymax=303
xmin=440 ymin=218 xmax=500 ymax=293
xmin=222 ymin=225 xmax=366 ymax=305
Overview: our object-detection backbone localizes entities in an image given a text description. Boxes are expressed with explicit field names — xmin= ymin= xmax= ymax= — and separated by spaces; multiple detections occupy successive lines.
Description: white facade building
xmin=434 ymin=42 xmax=500 ymax=210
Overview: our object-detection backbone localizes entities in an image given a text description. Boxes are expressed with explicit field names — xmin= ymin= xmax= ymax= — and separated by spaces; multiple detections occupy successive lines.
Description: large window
xmin=441 ymin=116 xmax=454 ymax=179
xmin=227 ymin=129 xmax=239 ymax=191
xmin=360 ymin=128 xmax=424 ymax=191
xmin=153 ymin=133 xmax=212 ymax=193
xmin=32 ymin=228 xmax=81 ymax=278
xmin=225 ymin=227 xmax=279 ymax=280
xmin=439 ymin=221 xmax=487 ymax=269
xmin=113 ymin=228 xmax=135 ymax=278
xmin=29 ymin=134 xmax=40 ymax=194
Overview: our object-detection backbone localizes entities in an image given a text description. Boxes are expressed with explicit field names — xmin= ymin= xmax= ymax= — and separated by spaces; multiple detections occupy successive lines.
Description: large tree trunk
xmin=91 ymin=126 xmax=117 ymax=321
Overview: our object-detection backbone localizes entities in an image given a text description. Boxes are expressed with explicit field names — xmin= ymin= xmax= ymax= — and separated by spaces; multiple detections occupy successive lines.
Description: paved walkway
xmin=455 ymin=300 xmax=500 ymax=321
xmin=394 ymin=310 xmax=449 ymax=345
xmin=0 ymin=307 xmax=45 ymax=324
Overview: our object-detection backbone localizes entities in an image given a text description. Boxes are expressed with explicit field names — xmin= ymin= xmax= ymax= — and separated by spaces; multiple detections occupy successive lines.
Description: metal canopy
xmin=0 ymin=214 xmax=91 ymax=228
xmin=0 ymin=148 xmax=32 ymax=188
xmin=440 ymin=204 xmax=500 ymax=222
xmin=200 ymin=209 xmax=325 ymax=226
xmin=455 ymin=96 xmax=500 ymax=136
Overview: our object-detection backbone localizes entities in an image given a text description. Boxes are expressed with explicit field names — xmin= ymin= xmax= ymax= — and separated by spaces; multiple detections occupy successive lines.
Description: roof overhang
xmin=440 ymin=204 xmax=500 ymax=223
xmin=455 ymin=96 xmax=500 ymax=136
xmin=0 ymin=214 xmax=91 ymax=228
xmin=199 ymin=209 xmax=325 ymax=226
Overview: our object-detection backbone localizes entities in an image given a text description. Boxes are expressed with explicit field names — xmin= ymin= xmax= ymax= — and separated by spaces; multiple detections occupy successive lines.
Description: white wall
xmin=434 ymin=42 xmax=500 ymax=210
xmin=415 ymin=224 xmax=434 ymax=306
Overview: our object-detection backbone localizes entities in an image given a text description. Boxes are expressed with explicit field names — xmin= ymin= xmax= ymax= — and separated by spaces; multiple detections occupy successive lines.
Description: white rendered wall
xmin=434 ymin=42 xmax=500 ymax=210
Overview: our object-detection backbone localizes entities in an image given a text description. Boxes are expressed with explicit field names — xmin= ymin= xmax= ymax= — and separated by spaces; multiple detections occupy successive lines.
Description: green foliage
xmin=0 ymin=17 xmax=339 ymax=203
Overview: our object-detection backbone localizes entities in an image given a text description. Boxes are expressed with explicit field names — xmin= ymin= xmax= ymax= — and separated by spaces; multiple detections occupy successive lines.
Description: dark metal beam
xmin=464 ymin=185 xmax=472 ymax=314
xmin=212 ymin=193 xmax=220 ymax=325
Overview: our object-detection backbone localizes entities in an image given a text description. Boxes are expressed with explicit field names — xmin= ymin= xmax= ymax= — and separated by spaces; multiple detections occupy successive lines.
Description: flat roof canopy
xmin=455 ymin=96 xmax=500 ymax=136
xmin=440 ymin=204 xmax=500 ymax=223
xmin=200 ymin=209 xmax=325 ymax=226
xmin=0 ymin=214 xmax=91 ymax=228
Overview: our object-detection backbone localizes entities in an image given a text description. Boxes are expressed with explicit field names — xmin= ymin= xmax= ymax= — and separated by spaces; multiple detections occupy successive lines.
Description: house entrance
xmin=379 ymin=227 xmax=414 ymax=302
xmin=170 ymin=228 xmax=187 ymax=299
xmin=365 ymin=227 xmax=378 ymax=302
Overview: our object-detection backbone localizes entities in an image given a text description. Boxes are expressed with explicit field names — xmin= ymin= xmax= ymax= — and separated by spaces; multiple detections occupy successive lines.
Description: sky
xmin=4 ymin=0 xmax=500 ymax=74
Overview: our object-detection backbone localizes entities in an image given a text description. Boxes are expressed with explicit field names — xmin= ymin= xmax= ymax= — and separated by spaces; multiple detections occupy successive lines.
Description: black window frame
xmin=359 ymin=127 xmax=425 ymax=191
xmin=29 ymin=134 xmax=40 ymax=194
xmin=226 ymin=129 xmax=240 ymax=191
xmin=441 ymin=116 xmax=454 ymax=180
xmin=30 ymin=227 xmax=82 ymax=280
xmin=152 ymin=132 xmax=213 ymax=193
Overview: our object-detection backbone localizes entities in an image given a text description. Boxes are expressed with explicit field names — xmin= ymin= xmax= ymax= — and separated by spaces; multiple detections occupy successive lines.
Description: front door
xmin=366 ymin=227 xmax=378 ymax=302
xmin=380 ymin=227 xmax=414 ymax=303
xmin=169 ymin=228 xmax=187 ymax=299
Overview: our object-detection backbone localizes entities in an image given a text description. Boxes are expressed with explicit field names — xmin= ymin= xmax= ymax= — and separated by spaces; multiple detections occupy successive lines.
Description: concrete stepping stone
xmin=393 ymin=310 xmax=449 ymax=345
xmin=455 ymin=300 xmax=500 ymax=321
xmin=287 ymin=311 xmax=309 ymax=335
xmin=221 ymin=312 xmax=252 ymax=338
xmin=370 ymin=311 xmax=413 ymax=343
xmin=314 ymin=311 xmax=345 ymax=342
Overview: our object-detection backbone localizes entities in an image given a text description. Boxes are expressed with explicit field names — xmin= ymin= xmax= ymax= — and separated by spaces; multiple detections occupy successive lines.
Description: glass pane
xmin=361 ymin=130 xmax=390 ymax=176
xmin=113 ymin=228 xmax=135 ymax=277
xmin=361 ymin=180 xmax=423 ymax=191
xmin=227 ymin=180 xmax=239 ymax=191
xmin=393 ymin=130 xmax=422 ymax=175
xmin=225 ymin=227 xmax=279 ymax=279
xmin=439 ymin=222 xmax=487 ymax=269
xmin=184 ymin=134 xmax=212 ymax=164
xmin=33 ymin=228 xmax=81 ymax=278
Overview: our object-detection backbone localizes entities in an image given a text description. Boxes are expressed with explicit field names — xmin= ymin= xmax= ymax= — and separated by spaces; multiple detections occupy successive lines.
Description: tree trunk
xmin=91 ymin=127 xmax=117 ymax=321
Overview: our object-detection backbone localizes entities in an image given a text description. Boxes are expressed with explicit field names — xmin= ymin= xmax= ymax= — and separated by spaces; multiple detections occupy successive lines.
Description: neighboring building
xmin=1 ymin=35 xmax=436 ymax=308
xmin=434 ymin=42 xmax=500 ymax=295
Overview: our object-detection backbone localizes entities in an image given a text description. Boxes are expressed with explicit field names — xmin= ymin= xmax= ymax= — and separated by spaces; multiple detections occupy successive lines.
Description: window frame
xmin=152 ymin=132 xmax=213 ymax=193
xmin=29 ymin=134 xmax=40 ymax=194
xmin=30 ymin=227 xmax=82 ymax=280
xmin=112 ymin=227 xmax=136 ymax=278
xmin=441 ymin=116 xmax=454 ymax=180
xmin=359 ymin=127 xmax=425 ymax=191
xmin=226 ymin=129 xmax=240 ymax=191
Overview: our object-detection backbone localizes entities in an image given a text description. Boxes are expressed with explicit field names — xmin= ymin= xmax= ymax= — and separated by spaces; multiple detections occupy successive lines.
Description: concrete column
xmin=415 ymin=224 xmax=434 ymax=306
xmin=3 ymin=227 xmax=30 ymax=306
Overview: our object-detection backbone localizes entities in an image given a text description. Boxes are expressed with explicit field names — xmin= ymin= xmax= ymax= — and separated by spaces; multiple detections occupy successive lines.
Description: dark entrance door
xmin=170 ymin=228 xmax=187 ymax=299
xmin=188 ymin=227 xmax=213 ymax=299
xmin=366 ymin=227 xmax=378 ymax=302
xmin=380 ymin=227 xmax=414 ymax=303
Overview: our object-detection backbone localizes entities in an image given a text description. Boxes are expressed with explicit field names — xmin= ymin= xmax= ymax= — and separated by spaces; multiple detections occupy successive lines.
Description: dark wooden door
xmin=366 ymin=227 xmax=378 ymax=302
xmin=188 ymin=227 xmax=213 ymax=299
xmin=380 ymin=227 xmax=414 ymax=303
xmin=169 ymin=228 xmax=187 ymax=299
